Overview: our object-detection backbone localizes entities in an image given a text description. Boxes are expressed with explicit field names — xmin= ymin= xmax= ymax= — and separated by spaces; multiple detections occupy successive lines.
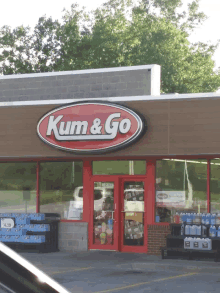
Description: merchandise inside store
xmin=1 ymin=158 xmax=220 ymax=221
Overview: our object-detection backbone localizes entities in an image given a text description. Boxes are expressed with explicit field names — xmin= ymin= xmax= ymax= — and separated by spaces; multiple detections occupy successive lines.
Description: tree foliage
xmin=0 ymin=0 xmax=219 ymax=93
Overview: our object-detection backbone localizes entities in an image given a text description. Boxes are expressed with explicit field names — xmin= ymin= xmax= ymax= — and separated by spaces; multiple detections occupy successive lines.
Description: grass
xmin=0 ymin=190 xmax=73 ymax=207
xmin=40 ymin=190 xmax=73 ymax=205
xmin=0 ymin=190 xmax=36 ymax=206
xmin=0 ymin=189 xmax=219 ymax=208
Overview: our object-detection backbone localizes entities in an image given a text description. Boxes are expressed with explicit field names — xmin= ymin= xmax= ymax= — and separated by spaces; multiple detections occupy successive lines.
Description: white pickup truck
xmin=67 ymin=186 xmax=113 ymax=220
xmin=67 ymin=186 xmax=144 ymax=219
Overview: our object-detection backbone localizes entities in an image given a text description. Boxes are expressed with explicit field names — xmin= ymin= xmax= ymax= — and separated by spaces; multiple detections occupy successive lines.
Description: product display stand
xmin=161 ymin=223 xmax=220 ymax=262
xmin=0 ymin=213 xmax=60 ymax=253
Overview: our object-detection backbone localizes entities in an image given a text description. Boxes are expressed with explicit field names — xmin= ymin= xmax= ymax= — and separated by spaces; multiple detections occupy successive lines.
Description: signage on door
xmin=37 ymin=101 xmax=146 ymax=153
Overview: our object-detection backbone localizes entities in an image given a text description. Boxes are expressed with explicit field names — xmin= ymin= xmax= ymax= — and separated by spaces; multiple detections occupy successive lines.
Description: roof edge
xmin=0 ymin=64 xmax=158 ymax=80
xmin=0 ymin=92 xmax=219 ymax=107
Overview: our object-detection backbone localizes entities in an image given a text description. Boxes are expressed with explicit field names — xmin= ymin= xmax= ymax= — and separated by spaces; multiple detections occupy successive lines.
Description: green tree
xmin=53 ymin=4 xmax=95 ymax=71
xmin=86 ymin=0 xmax=220 ymax=93
xmin=31 ymin=16 xmax=61 ymax=73
xmin=0 ymin=25 xmax=33 ymax=75
xmin=0 ymin=0 xmax=219 ymax=93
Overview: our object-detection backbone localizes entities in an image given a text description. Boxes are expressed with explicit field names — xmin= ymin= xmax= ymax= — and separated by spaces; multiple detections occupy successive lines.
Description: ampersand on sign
xmin=90 ymin=118 xmax=102 ymax=134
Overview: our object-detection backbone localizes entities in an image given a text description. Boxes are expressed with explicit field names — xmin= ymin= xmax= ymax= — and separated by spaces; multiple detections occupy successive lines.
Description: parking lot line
xmin=50 ymin=266 xmax=94 ymax=275
xmin=95 ymin=272 xmax=199 ymax=293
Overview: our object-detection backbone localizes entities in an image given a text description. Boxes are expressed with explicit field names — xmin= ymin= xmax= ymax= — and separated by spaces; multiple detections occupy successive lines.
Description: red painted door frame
xmin=89 ymin=176 xmax=119 ymax=251
xmin=119 ymin=177 xmax=148 ymax=253
xmin=34 ymin=158 xmax=156 ymax=253
xmin=88 ymin=160 xmax=153 ymax=253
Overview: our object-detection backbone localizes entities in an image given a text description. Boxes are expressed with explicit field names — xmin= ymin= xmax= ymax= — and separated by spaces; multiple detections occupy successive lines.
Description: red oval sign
xmin=37 ymin=102 xmax=145 ymax=154
xmin=157 ymin=193 xmax=169 ymax=200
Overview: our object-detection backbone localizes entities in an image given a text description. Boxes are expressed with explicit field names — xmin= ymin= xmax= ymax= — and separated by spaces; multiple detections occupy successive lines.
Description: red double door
xmin=89 ymin=177 xmax=148 ymax=253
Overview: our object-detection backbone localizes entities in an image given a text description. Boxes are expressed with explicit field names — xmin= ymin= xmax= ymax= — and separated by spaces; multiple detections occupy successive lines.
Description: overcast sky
xmin=1 ymin=0 xmax=220 ymax=69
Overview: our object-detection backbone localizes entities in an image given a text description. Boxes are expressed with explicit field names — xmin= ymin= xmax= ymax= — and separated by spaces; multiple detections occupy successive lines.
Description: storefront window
xmin=210 ymin=159 xmax=220 ymax=213
xmin=39 ymin=161 xmax=83 ymax=220
xmin=0 ymin=162 xmax=37 ymax=213
xmin=93 ymin=160 xmax=146 ymax=175
xmin=155 ymin=159 xmax=207 ymax=223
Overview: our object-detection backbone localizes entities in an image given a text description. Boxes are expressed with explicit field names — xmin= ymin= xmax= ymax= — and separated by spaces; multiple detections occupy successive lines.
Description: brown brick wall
xmin=147 ymin=224 xmax=171 ymax=255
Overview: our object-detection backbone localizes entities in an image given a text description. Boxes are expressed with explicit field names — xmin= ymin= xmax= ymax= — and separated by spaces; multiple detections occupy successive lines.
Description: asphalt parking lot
xmin=19 ymin=251 xmax=220 ymax=293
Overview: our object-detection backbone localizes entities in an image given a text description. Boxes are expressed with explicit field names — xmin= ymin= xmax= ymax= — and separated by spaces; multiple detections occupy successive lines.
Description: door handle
xmin=121 ymin=211 xmax=145 ymax=213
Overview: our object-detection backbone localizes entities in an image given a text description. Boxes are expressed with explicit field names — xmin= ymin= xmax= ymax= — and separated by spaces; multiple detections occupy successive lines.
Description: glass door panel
xmin=93 ymin=182 xmax=115 ymax=245
xmin=122 ymin=181 xmax=144 ymax=246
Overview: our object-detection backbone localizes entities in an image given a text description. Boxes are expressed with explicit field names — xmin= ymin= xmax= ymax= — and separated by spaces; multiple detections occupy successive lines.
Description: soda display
xmin=192 ymin=238 xmax=200 ymax=249
xmin=184 ymin=237 xmax=193 ymax=249
xmin=195 ymin=213 xmax=201 ymax=224
xmin=190 ymin=225 xmax=197 ymax=236
xmin=200 ymin=238 xmax=212 ymax=250
xmin=216 ymin=214 xmax=220 ymax=225
xmin=209 ymin=226 xmax=214 ymax=237
xmin=165 ymin=212 xmax=220 ymax=260
xmin=181 ymin=224 xmax=184 ymax=236
xmin=0 ymin=213 xmax=56 ymax=246
xmin=206 ymin=213 xmax=211 ymax=225
xmin=181 ymin=212 xmax=220 ymax=225
xmin=185 ymin=225 xmax=190 ymax=235
xmin=181 ymin=213 xmax=186 ymax=223
xmin=186 ymin=213 xmax=192 ymax=224
xmin=183 ymin=237 xmax=212 ymax=250
xmin=209 ymin=226 xmax=217 ymax=238
xmin=180 ymin=213 xmax=183 ymax=223
xmin=173 ymin=213 xmax=180 ymax=223
xmin=180 ymin=212 xmax=220 ymax=252
xmin=192 ymin=213 xmax=196 ymax=224
xmin=202 ymin=225 xmax=207 ymax=237
xmin=196 ymin=225 xmax=201 ymax=236
xmin=202 ymin=213 xmax=206 ymax=225
xmin=211 ymin=214 xmax=216 ymax=225
xmin=218 ymin=226 xmax=220 ymax=237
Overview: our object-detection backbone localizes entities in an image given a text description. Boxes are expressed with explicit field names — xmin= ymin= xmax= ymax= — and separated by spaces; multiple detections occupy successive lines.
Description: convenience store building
xmin=0 ymin=64 xmax=220 ymax=255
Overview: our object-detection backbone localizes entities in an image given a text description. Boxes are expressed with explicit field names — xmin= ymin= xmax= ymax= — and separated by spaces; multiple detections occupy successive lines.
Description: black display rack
xmin=0 ymin=213 xmax=60 ymax=253
xmin=161 ymin=223 xmax=220 ymax=262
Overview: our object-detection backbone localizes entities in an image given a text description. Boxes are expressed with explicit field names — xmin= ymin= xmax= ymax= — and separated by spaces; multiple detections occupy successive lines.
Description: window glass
xmin=123 ymin=181 xmax=144 ymax=246
xmin=94 ymin=190 xmax=102 ymax=200
xmin=78 ymin=189 xmax=83 ymax=198
xmin=93 ymin=182 xmax=115 ymax=245
xmin=155 ymin=159 xmax=207 ymax=223
xmin=39 ymin=161 xmax=83 ymax=220
xmin=210 ymin=159 xmax=220 ymax=213
xmin=0 ymin=162 xmax=36 ymax=213
xmin=93 ymin=160 xmax=146 ymax=175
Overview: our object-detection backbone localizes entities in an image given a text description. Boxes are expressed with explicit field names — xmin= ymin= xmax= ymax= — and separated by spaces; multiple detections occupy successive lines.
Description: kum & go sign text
xmin=37 ymin=101 xmax=146 ymax=153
